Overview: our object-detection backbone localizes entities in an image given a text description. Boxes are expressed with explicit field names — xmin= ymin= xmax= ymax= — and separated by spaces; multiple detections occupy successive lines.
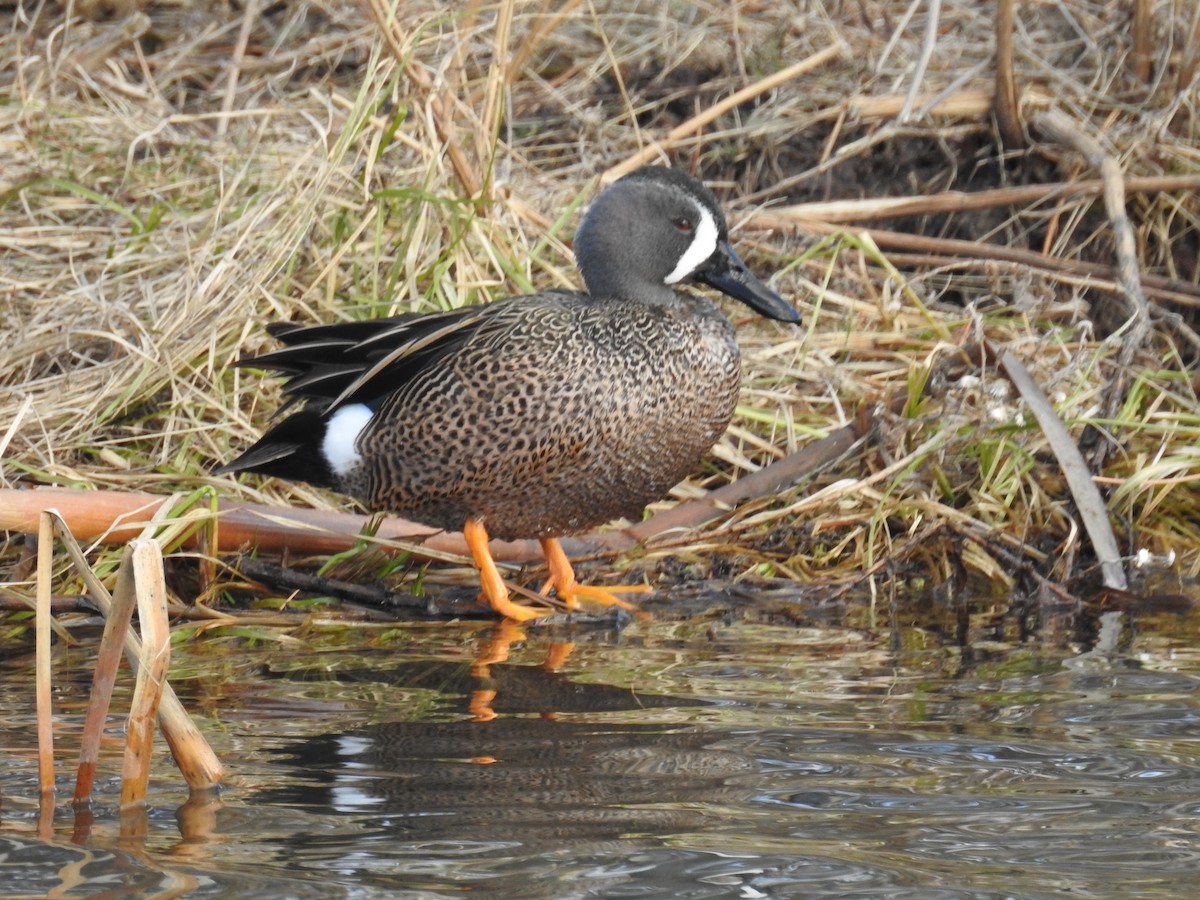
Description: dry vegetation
xmin=1 ymin=0 xmax=1199 ymax=621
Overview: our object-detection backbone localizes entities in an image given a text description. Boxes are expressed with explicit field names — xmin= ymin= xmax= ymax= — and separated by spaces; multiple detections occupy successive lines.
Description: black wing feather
xmin=235 ymin=306 xmax=488 ymax=408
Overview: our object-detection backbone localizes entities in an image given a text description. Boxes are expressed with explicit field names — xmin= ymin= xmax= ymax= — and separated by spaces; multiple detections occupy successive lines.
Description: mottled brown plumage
xmin=220 ymin=166 xmax=800 ymax=619
xmin=356 ymin=294 xmax=739 ymax=539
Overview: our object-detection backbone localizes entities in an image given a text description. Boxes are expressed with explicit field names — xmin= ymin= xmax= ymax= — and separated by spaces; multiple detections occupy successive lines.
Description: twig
xmin=620 ymin=425 xmax=862 ymax=544
xmin=747 ymin=214 xmax=1200 ymax=308
xmin=875 ymin=0 xmax=923 ymax=74
xmin=603 ymin=44 xmax=846 ymax=183
xmin=0 ymin=488 xmax=466 ymax=560
xmin=739 ymin=86 xmax=1053 ymax=206
xmin=216 ymin=0 xmax=258 ymax=140
xmin=878 ymin=251 xmax=1200 ymax=312
xmin=850 ymin=87 xmax=996 ymax=120
xmin=74 ymin=543 xmax=139 ymax=805
xmin=0 ymin=592 xmax=99 ymax=614
xmin=994 ymin=0 xmax=1023 ymax=147
xmin=996 ymin=350 xmax=1127 ymax=591
xmin=1132 ymin=0 xmax=1153 ymax=84
xmin=898 ymin=0 xmax=942 ymax=122
xmin=740 ymin=121 xmax=984 ymax=206
xmin=36 ymin=511 xmax=55 ymax=806
xmin=120 ymin=541 xmax=171 ymax=810
xmin=1029 ymin=107 xmax=1152 ymax=460
xmin=956 ymin=522 xmax=1079 ymax=603
xmin=231 ymin=554 xmax=490 ymax=617
xmin=760 ymin=174 xmax=1200 ymax=224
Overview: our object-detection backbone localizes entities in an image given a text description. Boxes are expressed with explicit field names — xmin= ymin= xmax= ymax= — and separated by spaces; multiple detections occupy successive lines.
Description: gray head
xmin=573 ymin=166 xmax=800 ymax=323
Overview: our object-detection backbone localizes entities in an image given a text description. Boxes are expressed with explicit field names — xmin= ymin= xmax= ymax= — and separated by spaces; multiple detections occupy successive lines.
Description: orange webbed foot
xmin=463 ymin=520 xmax=650 ymax=621
xmin=538 ymin=538 xmax=651 ymax=615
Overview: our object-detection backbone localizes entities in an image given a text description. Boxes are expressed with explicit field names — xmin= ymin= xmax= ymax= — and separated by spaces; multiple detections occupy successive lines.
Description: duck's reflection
xmin=261 ymin=625 xmax=756 ymax=846
xmin=468 ymin=619 xmax=575 ymax=722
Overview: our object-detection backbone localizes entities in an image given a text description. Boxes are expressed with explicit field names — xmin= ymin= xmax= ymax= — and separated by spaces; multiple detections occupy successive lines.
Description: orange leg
xmin=468 ymin=689 xmax=500 ymax=722
xmin=464 ymin=517 xmax=550 ymax=622
xmin=538 ymin=537 xmax=651 ymax=612
xmin=541 ymin=641 xmax=575 ymax=671
xmin=471 ymin=619 xmax=525 ymax=674
xmin=469 ymin=621 xmax=525 ymax=721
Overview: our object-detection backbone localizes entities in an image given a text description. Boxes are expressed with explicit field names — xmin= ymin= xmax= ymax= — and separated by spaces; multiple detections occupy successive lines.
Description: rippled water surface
xmin=2 ymin=592 xmax=1199 ymax=898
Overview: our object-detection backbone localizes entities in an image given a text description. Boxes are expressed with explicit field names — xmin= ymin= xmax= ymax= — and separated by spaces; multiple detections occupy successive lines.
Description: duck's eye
xmin=673 ymin=217 xmax=693 ymax=233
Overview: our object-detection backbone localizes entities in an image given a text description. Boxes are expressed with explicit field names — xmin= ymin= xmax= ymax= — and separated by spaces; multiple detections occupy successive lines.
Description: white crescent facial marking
xmin=663 ymin=205 xmax=719 ymax=285
xmin=321 ymin=403 xmax=373 ymax=476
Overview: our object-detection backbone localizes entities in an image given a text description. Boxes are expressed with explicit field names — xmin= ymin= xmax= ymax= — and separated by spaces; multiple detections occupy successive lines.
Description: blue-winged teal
xmin=219 ymin=166 xmax=800 ymax=620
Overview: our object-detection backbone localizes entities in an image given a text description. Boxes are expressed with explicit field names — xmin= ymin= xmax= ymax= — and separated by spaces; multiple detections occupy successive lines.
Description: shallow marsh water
xmin=2 ymin=588 xmax=1199 ymax=898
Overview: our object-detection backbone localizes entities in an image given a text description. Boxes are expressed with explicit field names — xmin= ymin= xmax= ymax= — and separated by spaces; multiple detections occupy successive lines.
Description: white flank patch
xmin=321 ymin=403 xmax=373 ymax=476
xmin=664 ymin=205 xmax=718 ymax=285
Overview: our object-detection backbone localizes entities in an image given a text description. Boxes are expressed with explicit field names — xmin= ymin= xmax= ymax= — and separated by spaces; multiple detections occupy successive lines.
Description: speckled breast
xmin=352 ymin=293 xmax=742 ymax=541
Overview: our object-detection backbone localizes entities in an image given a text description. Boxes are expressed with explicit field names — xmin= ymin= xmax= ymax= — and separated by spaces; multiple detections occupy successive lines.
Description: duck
xmin=218 ymin=166 xmax=800 ymax=621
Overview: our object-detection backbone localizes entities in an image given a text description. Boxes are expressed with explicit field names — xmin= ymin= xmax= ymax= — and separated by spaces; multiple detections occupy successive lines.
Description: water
xmin=2 ymin=592 xmax=1199 ymax=897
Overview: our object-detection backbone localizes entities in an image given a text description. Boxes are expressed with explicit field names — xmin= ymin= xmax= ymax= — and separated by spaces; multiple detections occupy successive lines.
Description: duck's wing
xmin=217 ymin=293 xmax=583 ymax=482
xmin=218 ymin=306 xmax=494 ymax=480
xmin=238 ymin=305 xmax=493 ymax=413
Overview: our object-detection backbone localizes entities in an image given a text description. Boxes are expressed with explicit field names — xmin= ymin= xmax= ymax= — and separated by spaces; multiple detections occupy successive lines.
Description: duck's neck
xmin=583 ymin=274 xmax=680 ymax=306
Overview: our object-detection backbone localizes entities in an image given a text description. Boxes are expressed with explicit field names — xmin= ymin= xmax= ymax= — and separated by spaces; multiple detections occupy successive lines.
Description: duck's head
xmin=573 ymin=166 xmax=800 ymax=324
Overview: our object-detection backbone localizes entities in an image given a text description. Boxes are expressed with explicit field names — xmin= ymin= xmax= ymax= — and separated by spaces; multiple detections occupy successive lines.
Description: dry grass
xmin=1 ymin=0 xmax=1199 ymax=616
